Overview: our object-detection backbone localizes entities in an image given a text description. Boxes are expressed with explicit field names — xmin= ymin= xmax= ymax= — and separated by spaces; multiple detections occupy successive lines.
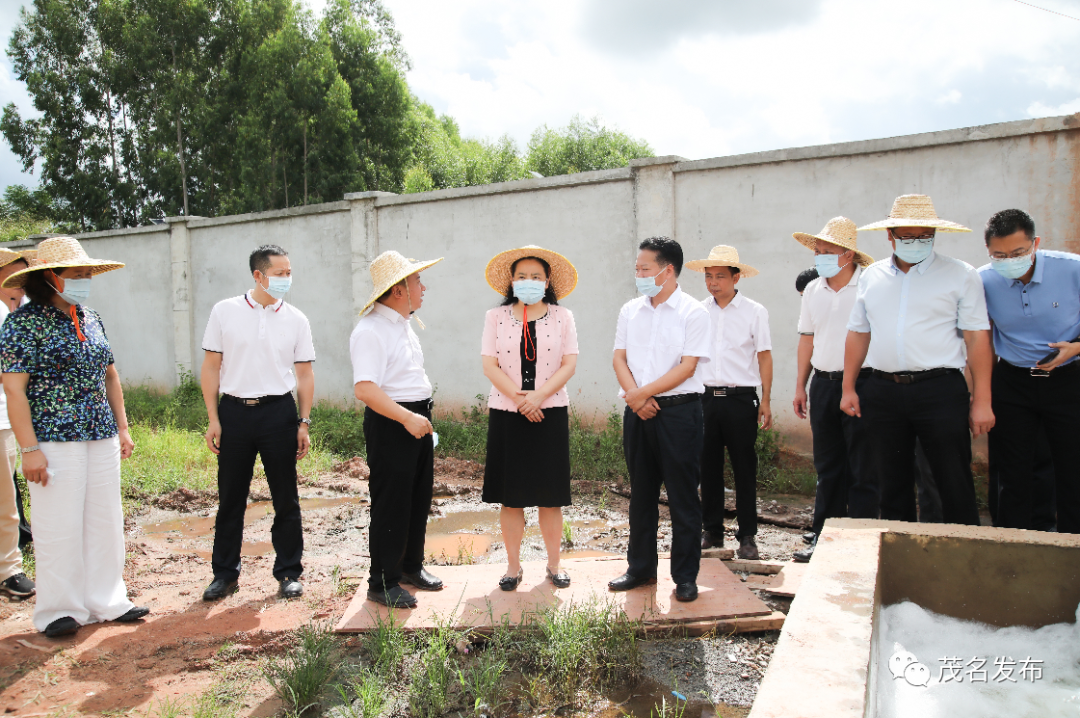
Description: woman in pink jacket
xmin=481 ymin=246 xmax=579 ymax=590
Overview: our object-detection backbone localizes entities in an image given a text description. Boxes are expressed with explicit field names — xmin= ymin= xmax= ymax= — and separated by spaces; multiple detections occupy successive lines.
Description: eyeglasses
xmin=891 ymin=231 xmax=936 ymax=244
xmin=989 ymin=248 xmax=1034 ymax=260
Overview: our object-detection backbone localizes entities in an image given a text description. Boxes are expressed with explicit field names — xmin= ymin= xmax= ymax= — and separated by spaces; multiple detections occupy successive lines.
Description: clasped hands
xmin=623 ymin=387 xmax=659 ymax=420
xmin=514 ymin=390 xmax=547 ymax=422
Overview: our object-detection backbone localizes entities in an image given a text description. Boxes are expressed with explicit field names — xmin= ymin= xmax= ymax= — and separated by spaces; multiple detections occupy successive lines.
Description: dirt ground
xmin=0 ymin=458 xmax=810 ymax=717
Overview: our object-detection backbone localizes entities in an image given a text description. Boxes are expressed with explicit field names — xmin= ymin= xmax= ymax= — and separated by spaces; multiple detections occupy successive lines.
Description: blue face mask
xmin=990 ymin=252 xmax=1034 ymax=280
xmin=512 ymin=279 xmax=546 ymax=305
xmin=264 ymin=276 xmax=292 ymax=300
xmin=814 ymin=254 xmax=849 ymax=279
xmin=893 ymin=238 xmax=934 ymax=265
xmin=636 ymin=270 xmax=668 ymax=298
xmin=55 ymin=277 xmax=92 ymax=305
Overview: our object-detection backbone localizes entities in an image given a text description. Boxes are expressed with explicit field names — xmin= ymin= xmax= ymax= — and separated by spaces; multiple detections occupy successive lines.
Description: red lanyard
xmin=522 ymin=305 xmax=536 ymax=361
xmin=69 ymin=305 xmax=87 ymax=342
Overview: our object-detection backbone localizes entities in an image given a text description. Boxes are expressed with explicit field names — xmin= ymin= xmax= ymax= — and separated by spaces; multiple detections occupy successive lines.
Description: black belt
xmin=871 ymin=368 xmax=961 ymax=385
xmin=398 ymin=398 xmax=434 ymax=411
xmin=222 ymin=393 xmax=290 ymax=407
xmin=998 ymin=359 xmax=1080 ymax=378
xmin=702 ymin=386 xmax=756 ymax=397
xmin=653 ymin=393 xmax=701 ymax=408
xmin=814 ymin=368 xmax=873 ymax=381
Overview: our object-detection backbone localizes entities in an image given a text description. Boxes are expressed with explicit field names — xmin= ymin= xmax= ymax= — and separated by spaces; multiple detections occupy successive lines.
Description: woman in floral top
xmin=0 ymin=236 xmax=147 ymax=639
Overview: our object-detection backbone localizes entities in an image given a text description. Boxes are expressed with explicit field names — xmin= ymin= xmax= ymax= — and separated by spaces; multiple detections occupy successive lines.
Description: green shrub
xmin=262 ymin=623 xmax=341 ymax=715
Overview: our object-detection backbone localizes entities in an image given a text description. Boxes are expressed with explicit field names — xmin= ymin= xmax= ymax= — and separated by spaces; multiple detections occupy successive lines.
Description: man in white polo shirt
xmin=841 ymin=195 xmax=992 ymax=525
xmin=611 ymin=237 xmax=710 ymax=603
xmin=686 ymin=245 xmax=772 ymax=561
xmin=351 ymin=250 xmax=444 ymax=609
xmin=200 ymin=244 xmax=315 ymax=601
xmin=791 ymin=219 xmax=874 ymax=562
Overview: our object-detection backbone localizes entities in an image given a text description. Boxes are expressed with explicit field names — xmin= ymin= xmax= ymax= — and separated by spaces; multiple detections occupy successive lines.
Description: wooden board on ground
xmin=335 ymin=557 xmax=773 ymax=633
xmin=744 ymin=562 xmax=806 ymax=598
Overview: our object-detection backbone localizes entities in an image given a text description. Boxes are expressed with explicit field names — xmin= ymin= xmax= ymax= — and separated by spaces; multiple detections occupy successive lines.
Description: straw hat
xmin=1 ymin=236 xmax=124 ymax=288
xmin=359 ymin=250 xmax=443 ymax=316
xmin=858 ymin=194 xmax=971 ymax=232
xmin=0 ymin=248 xmax=26 ymax=269
xmin=793 ymin=217 xmax=875 ymax=267
xmin=684 ymin=245 xmax=760 ymax=278
xmin=484 ymin=245 xmax=578 ymax=300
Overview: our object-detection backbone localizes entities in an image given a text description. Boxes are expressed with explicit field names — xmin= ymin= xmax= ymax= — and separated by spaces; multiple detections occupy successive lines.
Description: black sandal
xmin=499 ymin=568 xmax=523 ymax=591
xmin=546 ymin=566 xmax=570 ymax=588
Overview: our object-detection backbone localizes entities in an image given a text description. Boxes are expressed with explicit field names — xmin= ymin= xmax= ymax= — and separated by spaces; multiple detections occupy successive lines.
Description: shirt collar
xmin=1029 ymin=251 xmax=1046 ymax=285
xmin=644 ymin=283 xmax=685 ymax=311
xmin=245 ymin=291 xmax=284 ymax=312
xmin=371 ymin=301 xmax=408 ymax=324
xmin=887 ymin=250 xmax=936 ymax=276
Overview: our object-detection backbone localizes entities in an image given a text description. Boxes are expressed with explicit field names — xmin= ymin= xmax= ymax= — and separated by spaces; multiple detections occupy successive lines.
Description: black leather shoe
xmin=367 ymin=585 xmax=417 ymax=608
xmin=607 ymin=572 xmax=657 ymax=592
xmin=278 ymin=577 xmax=303 ymax=598
xmin=793 ymin=535 xmax=817 ymax=563
xmin=674 ymin=582 xmax=699 ymax=602
xmin=546 ymin=566 xmax=570 ymax=588
xmin=802 ymin=532 xmax=816 ymax=544
xmin=402 ymin=569 xmax=444 ymax=591
xmin=737 ymin=536 xmax=760 ymax=561
xmin=701 ymin=531 xmax=723 ymax=550
xmin=498 ymin=568 xmax=523 ymax=592
xmin=44 ymin=616 xmax=79 ymax=638
xmin=116 ymin=606 xmax=150 ymax=622
xmin=202 ymin=577 xmax=239 ymax=601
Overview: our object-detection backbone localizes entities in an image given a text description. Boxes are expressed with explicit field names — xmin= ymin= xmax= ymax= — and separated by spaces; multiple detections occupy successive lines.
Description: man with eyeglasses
xmin=840 ymin=195 xmax=991 ymax=525
xmin=978 ymin=209 xmax=1077 ymax=534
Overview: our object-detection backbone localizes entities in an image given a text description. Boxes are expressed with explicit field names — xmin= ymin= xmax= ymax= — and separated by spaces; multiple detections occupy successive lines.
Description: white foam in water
xmin=875 ymin=601 xmax=1080 ymax=717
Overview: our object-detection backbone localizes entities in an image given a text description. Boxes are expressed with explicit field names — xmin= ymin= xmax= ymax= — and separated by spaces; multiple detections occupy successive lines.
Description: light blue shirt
xmin=978 ymin=250 xmax=1080 ymax=368
xmin=848 ymin=251 xmax=989 ymax=372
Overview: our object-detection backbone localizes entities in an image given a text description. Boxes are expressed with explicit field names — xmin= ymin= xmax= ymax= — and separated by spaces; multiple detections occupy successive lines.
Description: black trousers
xmin=701 ymin=391 xmax=758 ymax=539
xmin=989 ymin=362 xmax=1080 ymax=533
xmin=988 ymin=431 xmax=1056 ymax=530
xmin=623 ymin=400 xmax=703 ymax=584
xmin=860 ymin=371 xmax=980 ymax=525
xmin=808 ymin=373 xmax=869 ymax=533
xmin=364 ymin=399 xmax=435 ymax=590
xmin=910 ymin=439 xmax=943 ymax=523
xmin=14 ymin=470 xmax=31 ymax=548
xmin=212 ymin=394 xmax=303 ymax=582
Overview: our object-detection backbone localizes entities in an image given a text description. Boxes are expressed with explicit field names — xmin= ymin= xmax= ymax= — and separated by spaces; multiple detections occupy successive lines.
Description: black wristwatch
xmin=298 ymin=418 xmax=311 ymax=427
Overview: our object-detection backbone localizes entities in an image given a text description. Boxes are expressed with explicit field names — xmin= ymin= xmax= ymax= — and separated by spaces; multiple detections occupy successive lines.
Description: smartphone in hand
xmin=1037 ymin=349 xmax=1060 ymax=367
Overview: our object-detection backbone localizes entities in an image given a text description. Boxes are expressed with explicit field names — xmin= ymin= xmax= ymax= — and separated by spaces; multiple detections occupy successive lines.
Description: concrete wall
xmin=17 ymin=113 xmax=1080 ymax=449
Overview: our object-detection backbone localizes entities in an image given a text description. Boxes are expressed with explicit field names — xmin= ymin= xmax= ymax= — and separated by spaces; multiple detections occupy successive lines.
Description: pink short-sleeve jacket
xmin=481 ymin=304 xmax=579 ymax=411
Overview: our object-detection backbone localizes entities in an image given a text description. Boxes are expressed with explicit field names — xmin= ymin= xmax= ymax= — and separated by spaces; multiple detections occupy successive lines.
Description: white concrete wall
xmin=18 ymin=113 xmax=1079 ymax=449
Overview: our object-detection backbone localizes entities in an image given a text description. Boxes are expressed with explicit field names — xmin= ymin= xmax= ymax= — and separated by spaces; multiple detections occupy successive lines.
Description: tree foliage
xmin=526 ymin=115 xmax=653 ymax=177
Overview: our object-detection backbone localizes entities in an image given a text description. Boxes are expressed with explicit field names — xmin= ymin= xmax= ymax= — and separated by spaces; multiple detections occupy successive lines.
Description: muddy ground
xmin=0 ymin=458 xmax=811 ymax=717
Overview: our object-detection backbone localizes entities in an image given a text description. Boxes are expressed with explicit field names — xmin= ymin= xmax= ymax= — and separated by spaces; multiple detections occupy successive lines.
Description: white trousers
xmin=0 ymin=429 xmax=21 ymax=581
xmin=28 ymin=437 xmax=133 ymax=631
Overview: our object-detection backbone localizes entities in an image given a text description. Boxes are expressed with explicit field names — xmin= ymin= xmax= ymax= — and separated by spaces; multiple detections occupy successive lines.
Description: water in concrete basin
xmin=875 ymin=600 xmax=1080 ymax=717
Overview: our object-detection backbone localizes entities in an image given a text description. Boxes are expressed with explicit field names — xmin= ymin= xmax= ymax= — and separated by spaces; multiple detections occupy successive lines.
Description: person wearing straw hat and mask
xmin=0 ymin=237 xmax=148 ymax=638
xmin=200 ymin=244 xmax=315 ymax=602
xmin=351 ymin=250 xmax=444 ymax=608
xmin=610 ymin=237 xmax=710 ymax=603
xmin=0 ymin=248 xmax=35 ymax=600
xmin=481 ymin=246 xmax=579 ymax=590
xmin=686 ymin=245 xmax=771 ymax=561
xmin=790 ymin=219 xmax=874 ymax=562
xmin=841 ymin=195 xmax=993 ymax=525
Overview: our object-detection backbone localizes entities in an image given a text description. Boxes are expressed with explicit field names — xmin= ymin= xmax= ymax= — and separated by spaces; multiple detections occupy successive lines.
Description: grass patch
xmin=261 ymin=623 xmax=341 ymax=716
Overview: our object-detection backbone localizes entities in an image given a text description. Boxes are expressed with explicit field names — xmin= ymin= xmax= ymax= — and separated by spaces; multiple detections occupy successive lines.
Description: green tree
xmin=0 ymin=184 xmax=67 ymax=242
xmin=525 ymin=115 xmax=653 ymax=177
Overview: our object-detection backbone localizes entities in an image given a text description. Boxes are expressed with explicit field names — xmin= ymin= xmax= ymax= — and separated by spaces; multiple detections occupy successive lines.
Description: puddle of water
xmin=423 ymin=508 xmax=617 ymax=563
xmin=424 ymin=534 xmax=495 ymax=562
xmin=189 ymin=540 xmax=275 ymax=561
xmin=597 ymin=678 xmax=750 ymax=718
xmin=141 ymin=496 xmax=362 ymax=535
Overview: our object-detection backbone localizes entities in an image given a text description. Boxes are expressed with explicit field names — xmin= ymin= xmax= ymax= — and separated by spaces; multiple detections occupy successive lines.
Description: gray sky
xmin=2 ymin=0 xmax=1080 ymax=192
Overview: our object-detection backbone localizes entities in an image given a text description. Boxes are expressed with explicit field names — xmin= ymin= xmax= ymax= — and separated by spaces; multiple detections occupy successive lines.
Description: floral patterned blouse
xmin=0 ymin=302 xmax=118 ymax=442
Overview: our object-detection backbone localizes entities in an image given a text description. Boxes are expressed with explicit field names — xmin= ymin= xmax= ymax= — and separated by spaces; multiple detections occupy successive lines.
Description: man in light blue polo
xmin=979 ymin=209 xmax=1078 ymax=534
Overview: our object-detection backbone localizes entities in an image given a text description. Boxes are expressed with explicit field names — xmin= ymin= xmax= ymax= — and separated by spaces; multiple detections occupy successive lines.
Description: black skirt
xmin=483 ymin=406 xmax=572 ymax=508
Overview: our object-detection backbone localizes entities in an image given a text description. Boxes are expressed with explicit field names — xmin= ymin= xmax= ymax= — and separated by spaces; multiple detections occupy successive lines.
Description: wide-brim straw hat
xmin=360 ymin=250 xmax=443 ymax=316
xmin=485 ymin=245 xmax=578 ymax=300
xmin=793 ymin=217 xmax=875 ymax=267
xmin=1 ymin=236 xmax=124 ymax=288
xmin=685 ymin=245 xmax=760 ymax=278
xmin=0 ymin=247 xmax=28 ymax=269
xmin=858 ymin=194 xmax=971 ymax=232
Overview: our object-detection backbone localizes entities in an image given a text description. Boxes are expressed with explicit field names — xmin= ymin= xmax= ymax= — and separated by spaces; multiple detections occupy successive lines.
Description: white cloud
xmin=1027 ymin=98 xmax=1080 ymax=116
xmin=937 ymin=90 xmax=963 ymax=105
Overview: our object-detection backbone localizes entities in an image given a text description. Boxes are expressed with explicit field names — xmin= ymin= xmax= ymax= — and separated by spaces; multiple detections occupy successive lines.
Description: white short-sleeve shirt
xmin=202 ymin=292 xmax=316 ymax=398
xmin=613 ymin=285 xmax=711 ymax=397
xmin=696 ymin=291 xmax=772 ymax=387
xmin=797 ymin=268 xmax=862 ymax=373
xmin=847 ymin=252 xmax=990 ymax=372
xmin=349 ymin=302 xmax=432 ymax=402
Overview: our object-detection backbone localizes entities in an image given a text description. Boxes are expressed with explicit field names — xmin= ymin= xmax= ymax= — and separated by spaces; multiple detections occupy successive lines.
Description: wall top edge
xmin=629 ymin=155 xmax=688 ymax=168
xmin=675 ymin=113 xmax=1080 ymax=173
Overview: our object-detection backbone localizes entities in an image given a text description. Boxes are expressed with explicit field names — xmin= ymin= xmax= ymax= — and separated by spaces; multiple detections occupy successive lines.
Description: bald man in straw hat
xmin=791 ymin=219 xmax=874 ymax=562
xmin=686 ymin=245 xmax=772 ymax=562
xmin=0 ymin=248 xmax=35 ymax=600
xmin=841 ymin=194 xmax=992 ymax=526
xmin=351 ymin=250 xmax=444 ymax=608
